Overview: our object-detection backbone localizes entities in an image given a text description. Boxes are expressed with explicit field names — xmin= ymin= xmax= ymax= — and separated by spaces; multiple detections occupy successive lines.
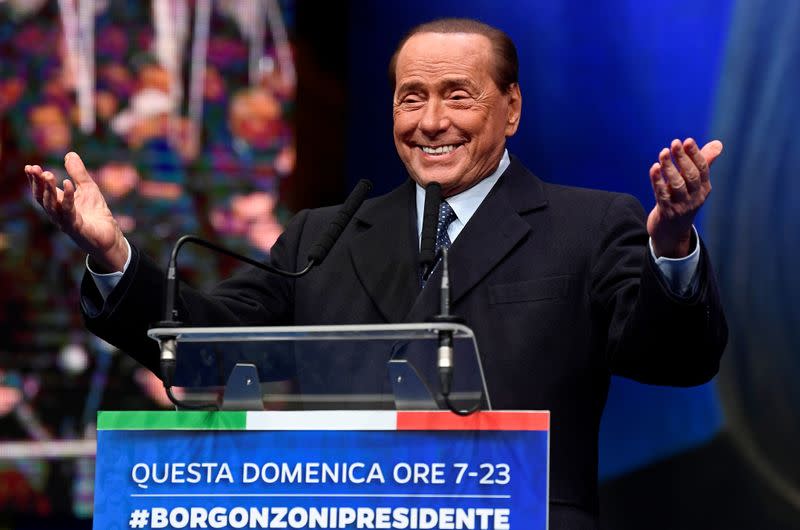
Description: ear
xmin=504 ymin=83 xmax=522 ymax=137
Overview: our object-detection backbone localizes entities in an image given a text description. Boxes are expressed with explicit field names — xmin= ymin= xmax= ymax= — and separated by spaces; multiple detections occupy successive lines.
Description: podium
xmin=93 ymin=324 xmax=550 ymax=528
xmin=147 ymin=322 xmax=491 ymax=412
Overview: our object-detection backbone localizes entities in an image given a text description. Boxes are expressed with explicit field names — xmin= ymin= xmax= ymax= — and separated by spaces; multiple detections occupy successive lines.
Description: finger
xmin=42 ymin=172 xmax=57 ymax=213
xmin=658 ymin=145 xmax=689 ymax=202
xmin=27 ymin=164 xmax=44 ymax=184
xmin=64 ymin=152 xmax=94 ymax=187
xmin=24 ymin=165 xmax=34 ymax=191
xmin=62 ymin=179 xmax=76 ymax=219
xmin=683 ymin=138 xmax=710 ymax=184
xmin=32 ymin=169 xmax=46 ymax=204
xmin=26 ymin=164 xmax=44 ymax=191
xmin=672 ymin=139 xmax=701 ymax=193
xmin=649 ymin=162 xmax=671 ymax=206
xmin=47 ymin=172 xmax=65 ymax=201
xmin=42 ymin=171 xmax=65 ymax=214
xmin=700 ymin=139 xmax=723 ymax=168
xmin=701 ymin=140 xmax=723 ymax=162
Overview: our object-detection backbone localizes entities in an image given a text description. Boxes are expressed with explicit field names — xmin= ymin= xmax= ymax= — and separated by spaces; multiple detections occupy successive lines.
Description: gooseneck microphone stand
xmin=431 ymin=248 xmax=480 ymax=416
xmin=154 ymin=180 xmax=373 ymax=410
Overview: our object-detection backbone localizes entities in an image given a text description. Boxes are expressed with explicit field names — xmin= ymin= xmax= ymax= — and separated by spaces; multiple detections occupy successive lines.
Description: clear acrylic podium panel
xmin=147 ymin=323 xmax=491 ymax=411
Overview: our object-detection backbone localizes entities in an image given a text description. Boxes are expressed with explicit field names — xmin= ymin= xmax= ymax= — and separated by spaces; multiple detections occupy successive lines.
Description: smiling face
xmin=392 ymin=32 xmax=521 ymax=197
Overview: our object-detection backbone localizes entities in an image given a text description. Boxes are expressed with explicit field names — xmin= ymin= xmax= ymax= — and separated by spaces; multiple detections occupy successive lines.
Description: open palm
xmin=26 ymin=152 xmax=128 ymax=271
xmin=647 ymin=138 xmax=723 ymax=257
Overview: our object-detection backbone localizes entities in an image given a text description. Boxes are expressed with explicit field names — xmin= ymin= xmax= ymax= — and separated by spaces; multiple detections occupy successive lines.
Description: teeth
xmin=420 ymin=145 xmax=457 ymax=155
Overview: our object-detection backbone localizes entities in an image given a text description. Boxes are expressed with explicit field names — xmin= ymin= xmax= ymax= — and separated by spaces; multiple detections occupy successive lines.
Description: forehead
xmin=394 ymin=32 xmax=493 ymax=86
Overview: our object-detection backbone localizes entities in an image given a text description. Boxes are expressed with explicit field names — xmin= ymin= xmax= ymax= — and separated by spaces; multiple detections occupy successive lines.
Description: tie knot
xmin=438 ymin=200 xmax=457 ymax=227
xmin=435 ymin=201 xmax=457 ymax=256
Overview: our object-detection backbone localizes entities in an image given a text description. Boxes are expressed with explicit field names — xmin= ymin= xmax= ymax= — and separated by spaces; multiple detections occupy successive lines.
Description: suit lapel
xmin=349 ymin=180 xmax=421 ymax=322
xmin=406 ymin=157 xmax=549 ymax=322
xmin=348 ymin=157 xmax=549 ymax=323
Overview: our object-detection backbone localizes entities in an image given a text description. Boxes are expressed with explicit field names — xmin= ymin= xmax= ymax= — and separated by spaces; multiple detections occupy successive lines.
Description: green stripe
xmin=97 ymin=411 xmax=247 ymax=430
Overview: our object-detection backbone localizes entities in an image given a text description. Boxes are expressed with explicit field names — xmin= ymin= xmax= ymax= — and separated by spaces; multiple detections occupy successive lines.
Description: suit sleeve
xmin=590 ymin=194 xmax=728 ymax=386
xmin=80 ymin=210 xmax=311 ymax=375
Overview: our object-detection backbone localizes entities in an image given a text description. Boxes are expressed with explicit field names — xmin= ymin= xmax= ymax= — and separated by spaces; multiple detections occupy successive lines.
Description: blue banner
xmin=94 ymin=413 xmax=548 ymax=529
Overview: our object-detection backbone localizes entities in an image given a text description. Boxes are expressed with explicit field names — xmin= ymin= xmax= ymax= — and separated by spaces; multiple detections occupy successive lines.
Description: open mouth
xmin=418 ymin=144 xmax=462 ymax=156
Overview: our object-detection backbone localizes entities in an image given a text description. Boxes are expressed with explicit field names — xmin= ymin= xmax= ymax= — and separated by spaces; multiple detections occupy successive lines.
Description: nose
xmin=417 ymin=99 xmax=449 ymax=137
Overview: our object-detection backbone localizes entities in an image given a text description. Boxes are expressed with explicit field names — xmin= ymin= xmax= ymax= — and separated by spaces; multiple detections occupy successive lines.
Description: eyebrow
xmin=395 ymin=77 xmax=480 ymax=96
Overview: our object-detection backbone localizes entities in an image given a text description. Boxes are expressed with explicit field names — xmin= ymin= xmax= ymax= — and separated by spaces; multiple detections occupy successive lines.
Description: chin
xmin=414 ymin=174 xmax=455 ymax=189
xmin=413 ymin=165 xmax=462 ymax=184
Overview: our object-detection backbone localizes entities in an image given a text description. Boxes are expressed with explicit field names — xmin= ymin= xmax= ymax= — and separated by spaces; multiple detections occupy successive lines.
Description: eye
xmin=450 ymin=92 xmax=470 ymax=100
xmin=402 ymin=95 xmax=421 ymax=104
xmin=396 ymin=93 xmax=425 ymax=109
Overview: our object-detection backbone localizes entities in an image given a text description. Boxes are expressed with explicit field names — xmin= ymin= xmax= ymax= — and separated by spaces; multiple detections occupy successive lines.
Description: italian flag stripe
xmin=244 ymin=411 xmax=397 ymax=431
xmin=98 ymin=411 xmax=548 ymax=431
xmin=97 ymin=411 xmax=246 ymax=430
xmin=397 ymin=411 xmax=549 ymax=431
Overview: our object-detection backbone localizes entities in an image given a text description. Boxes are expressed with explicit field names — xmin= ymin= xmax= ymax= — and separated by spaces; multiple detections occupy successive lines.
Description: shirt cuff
xmin=86 ymin=238 xmax=132 ymax=300
xmin=649 ymin=226 xmax=701 ymax=297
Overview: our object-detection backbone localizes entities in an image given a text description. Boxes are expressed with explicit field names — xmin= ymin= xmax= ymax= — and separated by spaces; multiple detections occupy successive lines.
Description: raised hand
xmin=25 ymin=152 xmax=128 ymax=272
xmin=647 ymin=138 xmax=723 ymax=258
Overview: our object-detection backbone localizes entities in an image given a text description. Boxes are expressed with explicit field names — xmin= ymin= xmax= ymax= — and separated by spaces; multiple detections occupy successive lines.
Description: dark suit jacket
xmin=81 ymin=156 xmax=727 ymax=528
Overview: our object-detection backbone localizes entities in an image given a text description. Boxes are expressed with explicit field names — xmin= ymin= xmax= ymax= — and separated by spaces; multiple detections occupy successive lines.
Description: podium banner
xmin=94 ymin=410 xmax=549 ymax=529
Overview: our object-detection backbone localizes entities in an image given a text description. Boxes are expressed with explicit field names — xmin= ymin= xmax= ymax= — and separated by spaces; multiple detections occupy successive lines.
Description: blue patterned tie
xmin=435 ymin=200 xmax=457 ymax=258
xmin=421 ymin=201 xmax=457 ymax=287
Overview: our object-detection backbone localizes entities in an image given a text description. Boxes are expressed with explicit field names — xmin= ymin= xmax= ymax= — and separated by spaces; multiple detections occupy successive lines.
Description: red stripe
xmin=397 ymin=411 xmax=549 ymax=431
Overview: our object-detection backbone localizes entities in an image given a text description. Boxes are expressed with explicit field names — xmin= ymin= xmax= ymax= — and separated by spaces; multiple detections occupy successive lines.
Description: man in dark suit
xmin=26 ymin=17 xmax=726 ymax=530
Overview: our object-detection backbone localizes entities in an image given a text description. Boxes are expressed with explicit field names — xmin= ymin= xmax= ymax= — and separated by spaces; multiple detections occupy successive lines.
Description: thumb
xmin=700 ymin=140 xmax=723 ymax=166
xmin=64 ymin=152 xmax=95 ymax=186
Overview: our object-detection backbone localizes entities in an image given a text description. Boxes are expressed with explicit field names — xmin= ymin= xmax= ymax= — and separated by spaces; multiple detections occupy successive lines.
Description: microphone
xmin=155 ymin=180 xmax=373 ymax=409
xmin=437 ymin=248 xmax=454 ymax=396
xmin=431 ymin=248 xmax=479 ymax=416
xmin=308 ymin=179 xmax=373 ymax=264
xmin=419 ymin=182 xmax=442 ymax=281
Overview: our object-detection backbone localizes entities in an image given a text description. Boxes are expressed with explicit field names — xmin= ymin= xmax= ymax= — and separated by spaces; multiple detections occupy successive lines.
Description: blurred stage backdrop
xmin=1 ymin=0 xmax=799 ymax=528
xmin=0 ymin=0 xmax=300 ymax=527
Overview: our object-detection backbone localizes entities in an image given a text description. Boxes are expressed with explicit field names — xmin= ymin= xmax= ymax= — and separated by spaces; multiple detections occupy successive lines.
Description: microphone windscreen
xmin=419 ymin=182 xmax=442 ymax=268
xmin=307 ymin=179 xmax=373 ymax=264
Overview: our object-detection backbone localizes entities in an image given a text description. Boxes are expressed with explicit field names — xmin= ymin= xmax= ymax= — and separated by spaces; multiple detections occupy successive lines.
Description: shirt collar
xmin=415 ymin=149 xmax=510 ymax=241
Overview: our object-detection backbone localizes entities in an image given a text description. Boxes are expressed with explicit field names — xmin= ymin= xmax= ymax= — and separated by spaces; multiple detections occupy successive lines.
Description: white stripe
xmin=187 ymin=0 xmax=211 ymax=142
xmin=245 ymin=411 xmax=397 ymax=430
xmin=131 ymin=493 xmax=510 ymax=499
xmin=264 ymin=0 xmax=296 ymax=86
xmin=0 ymin=440 xmax=97 ymax=460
